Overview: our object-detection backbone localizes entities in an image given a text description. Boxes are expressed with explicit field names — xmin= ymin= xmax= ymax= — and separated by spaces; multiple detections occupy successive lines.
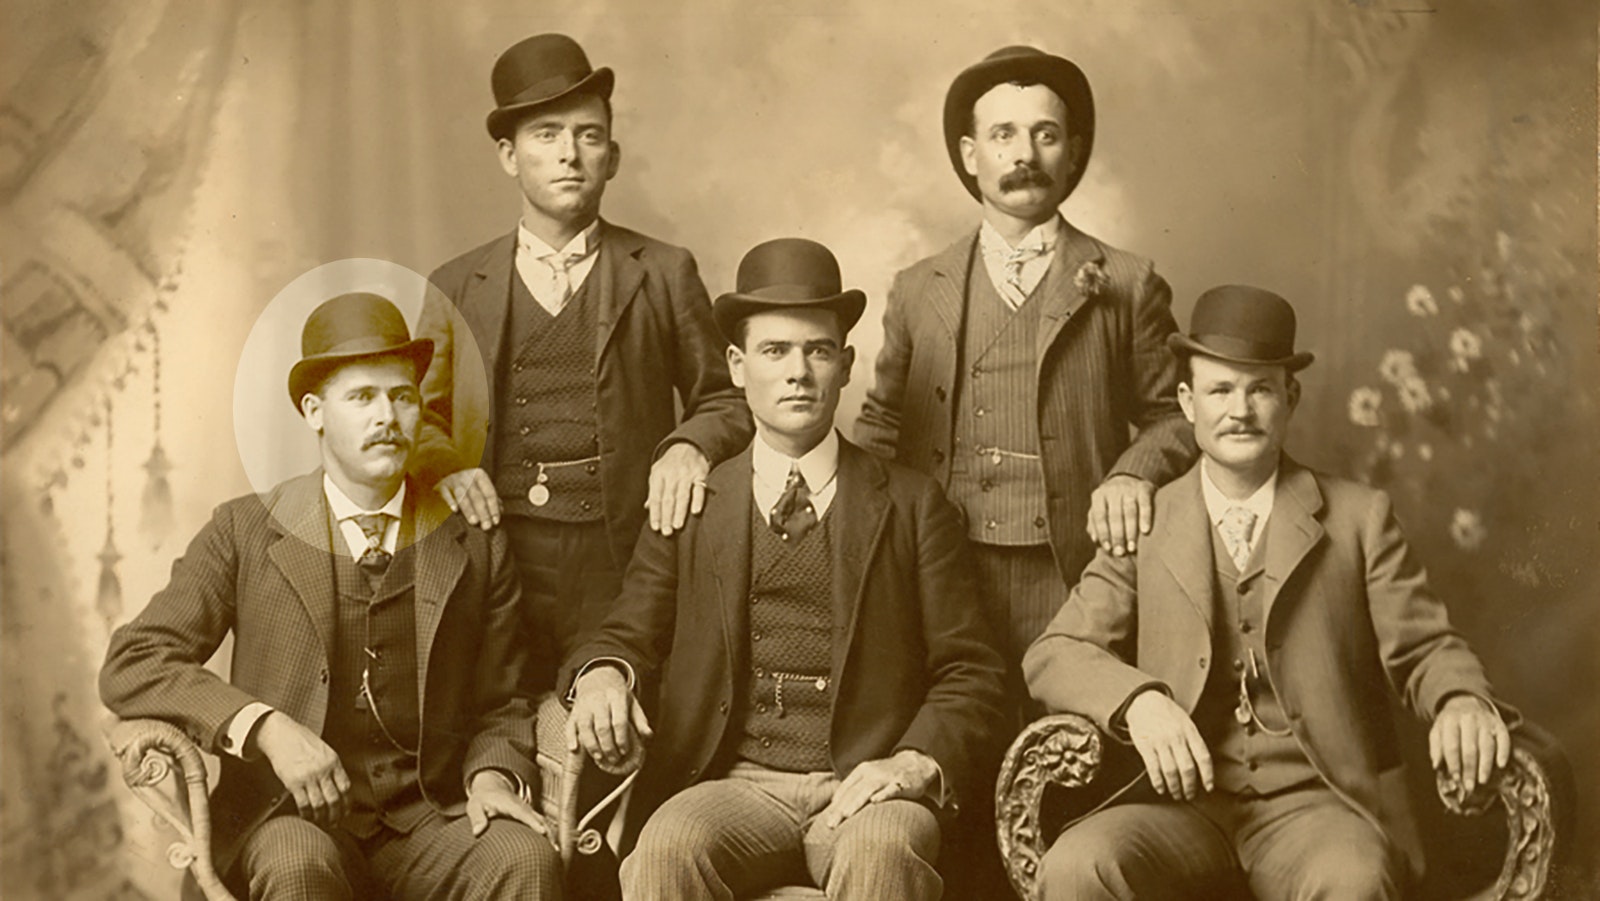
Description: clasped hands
xmin=1122 ymin=689 xmax=1510 ymax=801
xmin=438 ymin=443 xmax=709 ymax=535
xmin=566 ymin=667 xmax=937 ymax=827
xmin=251 ymin=711 xmax=546 ymax=837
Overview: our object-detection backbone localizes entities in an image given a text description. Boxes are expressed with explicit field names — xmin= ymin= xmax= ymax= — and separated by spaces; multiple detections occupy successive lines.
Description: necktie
xmin=351 ymin=513 xmax=392 ymax=585
xmin=1219 ymin=506 xmax=1257 ymax=571
xmin=769 ymin=464 xmax=817 ymax=543
xmin=538 ymin=241 xmax=600 ymax=312
xmin=1000 ymin=244 xmax=1051 ymax=309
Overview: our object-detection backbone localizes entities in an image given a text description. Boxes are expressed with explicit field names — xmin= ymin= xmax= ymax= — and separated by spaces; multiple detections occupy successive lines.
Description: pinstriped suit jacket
xmin=99 ymin=471 xmax=538 ymax=870
xmin=857 ymin=222 xmax=1196 ymax=583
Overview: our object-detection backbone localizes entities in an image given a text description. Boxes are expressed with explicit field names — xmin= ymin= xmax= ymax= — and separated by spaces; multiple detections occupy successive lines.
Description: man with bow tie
xmin=561 ymin=239 xmax=1006 ymax=899
xmin=413 ymin=33 xmax=751 ymax=687
xmin=101 ymin=293 xmax=559 ymax=899
xmin=1024 ymin=285 xmax=1513 ymax=899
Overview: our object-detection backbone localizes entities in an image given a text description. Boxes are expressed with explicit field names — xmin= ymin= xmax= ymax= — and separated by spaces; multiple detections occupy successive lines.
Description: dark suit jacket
xmin=561 ymin=438 xmax=1007 ymax=843
xmin=414 ymin=221 xmax=753 ymax=567
xmin=856 ymin=222 xmax=1195 ymax=582
xmin=99 ymin=472 xmax=537 ymax=870
xmin=1023 ymin=457 xmax=1510 ymax=874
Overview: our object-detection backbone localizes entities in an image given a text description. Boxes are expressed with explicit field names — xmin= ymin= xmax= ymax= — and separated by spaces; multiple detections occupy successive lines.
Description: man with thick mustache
xmin=101 ymin=293 xmax=559 ymax=899
xmin=413 ymin=34 xmax=751 ymax=690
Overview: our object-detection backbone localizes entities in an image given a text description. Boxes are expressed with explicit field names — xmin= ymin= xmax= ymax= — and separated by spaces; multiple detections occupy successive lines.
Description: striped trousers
xmin=621 ymin=762 xmax=942 ymax=900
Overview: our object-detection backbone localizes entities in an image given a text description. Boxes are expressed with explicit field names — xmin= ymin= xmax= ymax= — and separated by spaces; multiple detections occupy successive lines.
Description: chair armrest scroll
xmin=994 ymin=713 xmax=1103 ymax=901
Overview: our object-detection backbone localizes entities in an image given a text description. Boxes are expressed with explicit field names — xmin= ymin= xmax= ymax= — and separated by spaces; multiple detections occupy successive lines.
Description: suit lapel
xmin=408 ymin=489 xmax=468 ymax=703
xmin=460 ymin=233 xmax=518 ymax=399
xmin=593 ymin=221 xmax=646 ymax=364
xmin=265 ymin=471 xmax=338 ymax=660
xmin=705 ymin=447 xmax=754 ymax=678
xmin=1261 ymin=459 xmax=1326 ymax=627
xmin=828 ymin=442 xmax=890 ymax=689
xmin=1034 ymin=222 xmax=1105 ymax=367
xmin=926 ymin=233 xmax=975 ymax=340
xmin=1154 ymin=466 xmax=1216 ymax=635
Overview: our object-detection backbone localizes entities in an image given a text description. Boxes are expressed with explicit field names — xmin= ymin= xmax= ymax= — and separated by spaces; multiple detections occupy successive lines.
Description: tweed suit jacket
xmin=560 ymin=438 xmax=1008 ymax=845
xmin=99 ymin=471 xmax=537 ymax=870
xmin=856 ymin=222 xmax=1195 ymax=582
xmin=1022 ymin=457 xmax=1509 ymax=874
xmin=413 ymin=221 xmax=753 ymax=567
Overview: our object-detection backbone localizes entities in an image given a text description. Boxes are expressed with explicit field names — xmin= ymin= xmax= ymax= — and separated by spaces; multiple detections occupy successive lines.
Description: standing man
xmin=562 ymin=239 xmax=1007 ymax=899
xmin=1024 ymin=286 xmax=1513 ymax=899
xmin=857 ymin=46 xmax=1194 ymax=691
xmin=414 ymin=34 xmax=752 ymax=681
xmin=101 ymin=293 xmax=559 ymax=899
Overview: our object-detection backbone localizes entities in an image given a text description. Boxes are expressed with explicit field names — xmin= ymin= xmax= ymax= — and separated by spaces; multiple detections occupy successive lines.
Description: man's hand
xmin=1123 ymin=690 xmax=1213 ymax=801
xmin=1430 ymin=694 xmax=1511 ymax=795
xmin=565 ymin=666 xmax=652 ymax=769
xmin=251 ymin=711 xmax=351 ymax=826
xmin=438 ymin=468 xmax=501 ymax=530
xmin=818 ymin=749 xmax=938 ymax=829
xmin=647 ymin=443 xmax=710 ymax=536
xmin=465 ymin=769 xmax=549 ymax=840
xmin=1086 ymin=474 xmax=1155 ymax=556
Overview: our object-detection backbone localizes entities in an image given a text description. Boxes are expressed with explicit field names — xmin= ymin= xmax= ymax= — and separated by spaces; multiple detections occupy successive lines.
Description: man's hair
xmin=1177 ymin=353 xmax=1298 ymax=393
xmin=967 ymin=78 xmax=1072 ymax=138
xmin=496 ymin=91 xmax=614 ymax=142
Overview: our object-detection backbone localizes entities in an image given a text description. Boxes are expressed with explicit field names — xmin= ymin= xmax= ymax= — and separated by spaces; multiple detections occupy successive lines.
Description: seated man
xmin=562 ymin=238 xmax=1007 ymax=900
xmin=1023 ymin=285 xmax=1514 ymax=900
xmin=100 ymin=293 xmax=560 ymax=900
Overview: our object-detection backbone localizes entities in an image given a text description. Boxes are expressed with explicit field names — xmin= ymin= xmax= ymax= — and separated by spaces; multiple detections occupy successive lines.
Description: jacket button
xmin=319 ymin=668 xmax=329 ymax=684
xmin=1034 ymin=516 xmax=1046 ymax=528
xmin=935 ymin=386 xmax=947 ymax=401
xmin=1197 ymin=656 xmax=1207 ymax=669
xmin=980 ymin=479 xmax=993 ymax=492
xmin=519 ymin=425 xmax=531 ymax=436
xmin=932 ymin=450 xmax=945 ymax=465
xmin=718 ymin=701 xmax=729 ymax=714
xmin=515 ymin=396 xmax=528 ymax=406
xmin=688 ymin=767 xmax=699 ymax=778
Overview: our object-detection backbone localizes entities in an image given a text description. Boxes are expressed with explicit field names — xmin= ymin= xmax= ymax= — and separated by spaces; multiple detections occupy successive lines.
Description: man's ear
xmin=496 ymin=137 xmax=518 ymax=178
xmin=1065 ymin=134 xmax=1085 ymax=177
xmin=1287 ymin=377 xmax=1302 ymax=411
xmin=604 ymin=140 xmax=621 ymax=181
xmin=1177 ymin=382 xmax=1195 ymax=424
xmin=959 ymin=135 xmax=979 ymax=177
xmin=839 ymin=345 xmax=857 ymax=387
xmin=300 ymin=393 xmax=324 ymax=434
xmin=726 ymin=343 xmax=746 ymax=389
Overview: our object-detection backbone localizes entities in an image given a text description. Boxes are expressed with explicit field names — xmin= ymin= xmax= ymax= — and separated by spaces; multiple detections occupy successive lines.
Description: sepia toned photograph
xmin=2 ymin=1 xmax=1595 ymax=898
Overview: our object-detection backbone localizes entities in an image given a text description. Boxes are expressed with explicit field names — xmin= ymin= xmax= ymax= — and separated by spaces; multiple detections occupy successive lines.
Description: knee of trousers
xmin=1289 ymin=847 xmax=1402 ymax=900
xmin=468 ymin=821 xmax=563 ymax=893
xmin=830 ymin=805 xmax=941 ymax=870
xmin=1038 ymin=826 xmax=1143 ymax=896
xmin=243 ymin=821 xmax=353 ymax=895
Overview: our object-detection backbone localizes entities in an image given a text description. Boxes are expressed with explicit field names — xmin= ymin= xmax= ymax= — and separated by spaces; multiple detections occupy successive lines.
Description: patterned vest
xmin=949 ymin=262 xmax=1051 ymax=545
xmin=493 ymin=269 xmax=603 ymax=521
xmin=321 ymin=507 xmax=428 ymax=838
xmin=1194 ymin=517 xmax=1321 ymax=795
xmin=735 ymin=504 xmax=835 ymax=773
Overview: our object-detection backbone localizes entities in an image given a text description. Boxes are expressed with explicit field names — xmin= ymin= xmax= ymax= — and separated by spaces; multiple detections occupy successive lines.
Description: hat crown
xmin=1172 ymin=284 xmax=1313 ymax=370
xmin=491 ymin=34 xmax=594 ymax=106
xmin=735 ymin=238 xmax=844 ymax=301
xmin=984 ymin=45 xmax=1050 ymax=63
xmin=301 ymin=293 xmax=414 ymax=359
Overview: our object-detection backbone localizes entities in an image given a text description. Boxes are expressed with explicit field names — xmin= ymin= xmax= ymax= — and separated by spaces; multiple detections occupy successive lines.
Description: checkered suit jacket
xmin=99 ymin=471 xmax=538 ymax=870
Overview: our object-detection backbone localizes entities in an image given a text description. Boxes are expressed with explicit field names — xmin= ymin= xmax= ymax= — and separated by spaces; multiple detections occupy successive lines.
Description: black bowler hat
xmin=712 ymin=239 xmax=867 ymax=344
xmin=1168 ymin=285 xmax=1315 ymax=371
xmin=485 ymin=34 xmax=615 ymax=140
xmin=944 ymin=46 xmax=1096 ymax=202
xmin=287 ymin=293 xmax=434 ymax=410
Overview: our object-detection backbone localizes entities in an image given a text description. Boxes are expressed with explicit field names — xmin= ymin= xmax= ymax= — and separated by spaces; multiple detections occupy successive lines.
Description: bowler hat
xmin=287 ymin=293 xmax=434 ymax=410
xmin=712 ymin=239 xmax=867 ymax=344
xmin=485 ymin=34 xmax=615 ymax=140
xmin=944 ymin=46 xmax=1095 ymax=202
xmin=1168 ymin=285 xmax=1315 ymax=371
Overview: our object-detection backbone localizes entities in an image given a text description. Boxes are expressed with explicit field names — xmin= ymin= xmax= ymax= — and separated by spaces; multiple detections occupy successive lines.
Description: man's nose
xmin=372 ymin=394 xmax=394 ymax=423
xmin=785 ymin=352 xmax=815 ymax=384
xmin=554 ymin=129 xmax=576 ymax=162
xmin=1225 ymin=390 xmax=1253 ymax=419
xmin=1013 ymin=137 xmax=1041 ymax=166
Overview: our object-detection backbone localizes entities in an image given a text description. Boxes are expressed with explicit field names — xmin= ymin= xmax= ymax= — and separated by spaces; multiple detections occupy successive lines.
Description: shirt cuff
xmin=468 ymin=767 xmax=535 ymax=808
xmin=1108 ymin=682 xmax=1171 ymax=742
xmin=219 ymin=702 xmax=274 ymax=759
xmin=565 ymin=658 xmax=637 ymax=703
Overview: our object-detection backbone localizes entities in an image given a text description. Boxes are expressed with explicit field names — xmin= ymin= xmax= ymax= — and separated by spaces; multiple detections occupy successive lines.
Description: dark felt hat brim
xmin=287 ymin=339 xmax=435 ymax=410
xmin=713 ymin=290 xmax=867 ymax=345
xmin=1167 ymin=333 xmax=1314 ymax=372
xmin=485 ymin=67 xmax=615 ymax=140
xmin=944 ymin=53 xmax=1095 ymax=202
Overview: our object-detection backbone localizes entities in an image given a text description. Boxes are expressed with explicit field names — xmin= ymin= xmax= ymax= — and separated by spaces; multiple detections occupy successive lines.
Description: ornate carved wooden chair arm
xmin=105 ymin=717 xmax=236 ymax=901
xmin=994 ymin=713 xmax=1104 ymax=901
xmin=1433 ymin=722 xmax=1572 ymax=901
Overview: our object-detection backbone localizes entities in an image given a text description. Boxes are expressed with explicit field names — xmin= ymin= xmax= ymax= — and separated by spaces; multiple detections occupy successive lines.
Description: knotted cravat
xmin=769 ymin=464 xmax=817 ymax=543
xmin=1000 ymin=243 xmax=1052 ymax=309
xmin=1219 ymin=506 xmax=1258 ymax=571
xmin=351 ymin=513 xmax=392 ymax=586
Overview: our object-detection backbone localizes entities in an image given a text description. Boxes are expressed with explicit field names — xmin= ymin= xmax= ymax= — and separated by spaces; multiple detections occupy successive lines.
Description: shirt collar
xmin=1198 ymin=457 xmax=1277 ymax=527
xmin=979 ymin=213 xmax=1063 ymax=257
xmin=323 ymin=473 xmax=405 ymax=522
xmin=517 ymin=218 xmax=601 ymax=260
xmin=752 ymin=429 xmax=840 ymax=495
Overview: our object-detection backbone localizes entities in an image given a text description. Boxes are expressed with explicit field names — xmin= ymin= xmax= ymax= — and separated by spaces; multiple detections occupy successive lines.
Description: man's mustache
xmin=999 ymin=164 xmax=1054 ymax=192
xmin=362 ymin=431 xmax=410 ymax=450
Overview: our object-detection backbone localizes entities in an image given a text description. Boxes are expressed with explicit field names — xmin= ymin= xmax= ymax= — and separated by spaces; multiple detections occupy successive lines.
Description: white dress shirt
xmin=1198 ymin=458 xmax=1278 ymax=559
xmin=515 ymin=218 xmax=602 ymax=316
xmin=978 ymin=214 xmax=1063 ymax=309
xmin=752 ymin=429 xmax=841 ymax=524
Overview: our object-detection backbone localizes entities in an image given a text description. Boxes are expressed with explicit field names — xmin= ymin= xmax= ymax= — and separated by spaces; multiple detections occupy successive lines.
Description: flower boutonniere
xmin=1073 ymin=260 xmax=1108 ymax=298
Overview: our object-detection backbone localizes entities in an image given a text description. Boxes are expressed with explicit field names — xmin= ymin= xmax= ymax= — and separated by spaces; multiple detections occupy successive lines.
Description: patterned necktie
xmin=1000 ymin=243 xmax=1051 ymax=309
xmin=539 ymin=242 xmax=600 ymax=312
xmin=769 ymin=464 xmax=817 ymax=543
xmin=351 ymin=513 xmax=392 ymax=584
xmin=1219 ymin=506 xmax=1258 ymax=571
